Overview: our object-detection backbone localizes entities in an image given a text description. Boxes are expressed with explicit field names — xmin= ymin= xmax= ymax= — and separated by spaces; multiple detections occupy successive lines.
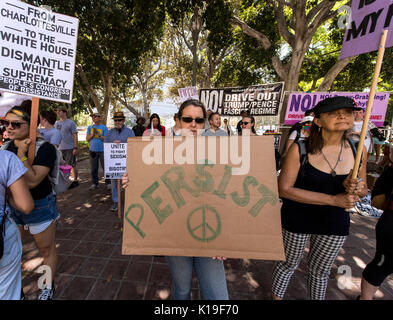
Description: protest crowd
xmin=1 ymin=0 xmax=393 ymax=303
xmin=1 ymin=94 xmax=393 ymax=301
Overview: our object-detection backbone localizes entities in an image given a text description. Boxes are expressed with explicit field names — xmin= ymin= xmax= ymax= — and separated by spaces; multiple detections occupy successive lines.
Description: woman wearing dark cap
xmin=143 ymin=113 xmax=166 ymax=136
xmin=272 ymin=96 xmax=368 ymax=300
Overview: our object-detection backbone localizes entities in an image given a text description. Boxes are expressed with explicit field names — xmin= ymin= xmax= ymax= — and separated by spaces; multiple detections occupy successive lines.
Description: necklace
xmin=320 ymin=141 xmax=344 ymax=177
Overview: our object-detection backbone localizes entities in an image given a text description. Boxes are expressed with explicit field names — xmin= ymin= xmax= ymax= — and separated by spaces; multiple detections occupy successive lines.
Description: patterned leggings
xmin=272 ymin=229 xmax=347 ymax=300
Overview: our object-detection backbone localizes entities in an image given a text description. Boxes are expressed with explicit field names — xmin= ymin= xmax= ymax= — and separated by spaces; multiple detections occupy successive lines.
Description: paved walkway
xmin=21 ymin=159 xmax=393 ymax=300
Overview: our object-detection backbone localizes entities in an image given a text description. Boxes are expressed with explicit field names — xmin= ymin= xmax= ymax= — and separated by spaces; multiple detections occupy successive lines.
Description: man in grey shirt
xmin=55 ymin=106 xmax=79 ymax=188
xmin=39 ymin=110 xmax=62 ymax=147
xmin=202 ymin=112 xmax=228 ymax=136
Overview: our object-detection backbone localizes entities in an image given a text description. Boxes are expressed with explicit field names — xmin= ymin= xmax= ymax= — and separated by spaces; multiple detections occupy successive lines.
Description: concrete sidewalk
xmin=21 ymin=159 xmax=393 ymax=300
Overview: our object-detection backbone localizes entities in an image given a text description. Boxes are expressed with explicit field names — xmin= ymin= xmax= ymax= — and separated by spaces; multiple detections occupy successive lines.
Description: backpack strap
xmin=293 ymin=127 xmax=301 ymax=145
xmin=296 ymin=139 xmax=308 ymax=176
xmin=347 ymin=138 xmax=362 ymax=168
xmin=347 ymin=138 xmax=357 ymax=157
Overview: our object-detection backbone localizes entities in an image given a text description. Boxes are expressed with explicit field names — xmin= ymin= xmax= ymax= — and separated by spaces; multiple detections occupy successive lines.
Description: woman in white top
xmin=285 ymin=116 xmax=314 ymax=153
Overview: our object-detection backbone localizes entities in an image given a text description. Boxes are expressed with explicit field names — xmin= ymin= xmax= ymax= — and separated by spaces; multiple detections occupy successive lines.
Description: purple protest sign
xmin=284 ymin=92 xmax=390 ymax=127
xmin=340 ymin=0 xmax=393 ymax=59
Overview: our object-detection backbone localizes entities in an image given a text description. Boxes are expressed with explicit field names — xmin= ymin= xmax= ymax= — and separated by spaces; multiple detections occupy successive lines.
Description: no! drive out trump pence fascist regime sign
xmin=0 ymin=0 xmax=79 ymax=103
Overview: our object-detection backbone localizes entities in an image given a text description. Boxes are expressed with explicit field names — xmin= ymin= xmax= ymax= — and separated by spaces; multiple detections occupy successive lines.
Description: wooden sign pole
xmin=117 ymin=179 xmax=121 ymax=219
xmin=28 ymin=97 xmax=39 ymax=164
xmin=351 ymin=30 xmax=388 ymax=180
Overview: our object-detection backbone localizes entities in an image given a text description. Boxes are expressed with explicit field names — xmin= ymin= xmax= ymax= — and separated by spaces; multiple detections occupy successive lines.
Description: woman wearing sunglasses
xmin=122 ymin=99 xmax=229 ymax=300
xmin=1 ymin=104 xmax=60 ymax=300
xmin=240 ymin=115 xmax=257 ymax=136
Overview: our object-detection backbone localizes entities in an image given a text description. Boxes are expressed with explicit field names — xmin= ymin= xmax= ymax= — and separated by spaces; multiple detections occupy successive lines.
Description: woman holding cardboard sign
xmin=123 ymin=99 xmax=229 ymax=300
xmin=272 ymin=97 xmax=368 ymax=300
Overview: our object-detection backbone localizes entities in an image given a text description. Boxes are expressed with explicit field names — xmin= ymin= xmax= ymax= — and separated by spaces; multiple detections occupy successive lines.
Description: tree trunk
xmin=113 ymin=93 xmax=142 ymax=118
xmin=141 ymin=87 xmax=150 ymax=117
xmin=101 ymin=72 xmax=112 ymax=125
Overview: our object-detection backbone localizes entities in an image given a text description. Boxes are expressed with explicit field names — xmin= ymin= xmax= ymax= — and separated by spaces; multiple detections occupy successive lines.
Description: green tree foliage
xmin=25 ymin=0 xmax=166 ymax=124
xmin=212 ymin=1 xmax=279 ymax=87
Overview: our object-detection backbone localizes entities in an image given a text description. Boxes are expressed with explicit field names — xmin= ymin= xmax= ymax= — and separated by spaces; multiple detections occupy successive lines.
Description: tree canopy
xmin=20 ymin=0 xmax=393 ymax=125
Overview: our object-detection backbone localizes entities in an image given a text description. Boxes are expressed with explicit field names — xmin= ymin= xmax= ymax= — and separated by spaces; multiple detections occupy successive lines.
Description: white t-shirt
xmin=288 ymin=130 xmax=305 ymax=141
xmin=348 ymin=121 xmax=373 ymax=153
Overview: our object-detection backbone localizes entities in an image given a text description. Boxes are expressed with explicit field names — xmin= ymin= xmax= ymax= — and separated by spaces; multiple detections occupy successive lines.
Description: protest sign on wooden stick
xmin=351 ymin=30 xmax=388 ymax=180
xmin=27 ymin=97 xmax=39 ymax=164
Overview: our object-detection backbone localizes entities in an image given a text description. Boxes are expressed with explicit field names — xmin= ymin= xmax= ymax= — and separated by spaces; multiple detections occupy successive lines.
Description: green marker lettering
xmin=193 ymin=160 xmax=214 ymax=193
xmin=161 ymin=167 xmax=200 ymax=209
xmin=187 ymin=205 xmax=221 ymax=242
xmin=248 ymin=184 xmax=278 ymax=217
xmin=230 ymin=176 xmax=258 ymax=207
xmin=212 ymin=165 xmax=232 ymax=199
xmin=125 ymin=203 xmax=146 ymax=239
xmin=141 ymin=181 xmax=173 ymax=224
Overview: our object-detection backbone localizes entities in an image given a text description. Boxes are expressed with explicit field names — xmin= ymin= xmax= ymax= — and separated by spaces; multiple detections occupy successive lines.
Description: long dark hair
xmin=306 ymin=123 xmax=348 ymax=154
xmin=147 ymin=113 xmax=163 ymax=132
xmin=241 ymin=115 xmax=256 ymax=135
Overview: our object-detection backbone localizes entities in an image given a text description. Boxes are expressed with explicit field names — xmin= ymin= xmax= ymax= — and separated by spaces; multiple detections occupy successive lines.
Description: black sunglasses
xmin=181 ymin=116 xmax=205 ymax=124
xmin=0 ymin=119 xmax=27 ymax=129
xmin=114 ymin=119 xmax=124 ymax=122
xmin=240 ymin=121 xmax=251 ymax=125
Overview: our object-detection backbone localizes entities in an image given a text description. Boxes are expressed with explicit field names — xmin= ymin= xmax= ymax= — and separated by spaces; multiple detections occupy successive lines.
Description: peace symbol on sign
xmin=187 ymin=205 xmax=221 ymax=242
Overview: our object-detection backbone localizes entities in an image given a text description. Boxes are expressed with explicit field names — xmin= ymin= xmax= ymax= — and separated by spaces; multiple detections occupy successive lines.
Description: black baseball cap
xmin=312 ymin=96 xmax=362 ymax=117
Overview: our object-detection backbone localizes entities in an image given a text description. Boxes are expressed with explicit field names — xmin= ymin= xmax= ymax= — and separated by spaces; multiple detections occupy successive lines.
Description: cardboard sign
xmin=284 ymin=92 xmax=390 ymax=126
xmin=340 ymin=0 xmax=393 ymax=59
xmin=122 ymin=136 xmax=285 ymax=260
xmin=263 ymin=133 xmax=281 ymax=152
xmin=0 ymin=0 xmax=79 ymax=103
xmin=104 ymin=143 xmax=127 ymax=179
xmin=178 ymin=86 xmax=199 ymax=102
xmin=199 ymin=82 xmax=284 ymax=116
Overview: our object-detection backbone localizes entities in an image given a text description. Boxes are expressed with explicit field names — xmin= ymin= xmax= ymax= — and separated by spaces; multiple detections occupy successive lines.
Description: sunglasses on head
xmin=181 ymin=116 xmax=205 ymax=124
xmin=0 ymin=119 xmax=27 ymax=129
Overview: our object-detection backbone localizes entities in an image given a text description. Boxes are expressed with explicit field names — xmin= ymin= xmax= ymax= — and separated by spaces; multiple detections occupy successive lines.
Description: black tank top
xmin=281 ymin=162 xmax=350 ymax=236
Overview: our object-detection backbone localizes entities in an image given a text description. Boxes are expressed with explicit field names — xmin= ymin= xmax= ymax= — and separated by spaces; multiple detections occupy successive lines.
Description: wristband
xmin=19 ymin=156 xmax=28 ymax=162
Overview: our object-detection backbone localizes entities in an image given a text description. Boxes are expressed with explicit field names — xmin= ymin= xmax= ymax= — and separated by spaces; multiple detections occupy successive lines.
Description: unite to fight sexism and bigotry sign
xmin=104 ymin=143 xmax=128 ymax=179
xmin=0 ymin=0 xmax=79 ymax=103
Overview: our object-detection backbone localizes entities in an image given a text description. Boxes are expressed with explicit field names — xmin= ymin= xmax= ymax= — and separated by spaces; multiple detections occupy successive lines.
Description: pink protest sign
xmin=284 ymin=92 xmax=390 ymax=127
xmin=340 ymin=0 xmax=393 ymax=59
xmin=178 ymin=86 xmax=198 ymax=102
